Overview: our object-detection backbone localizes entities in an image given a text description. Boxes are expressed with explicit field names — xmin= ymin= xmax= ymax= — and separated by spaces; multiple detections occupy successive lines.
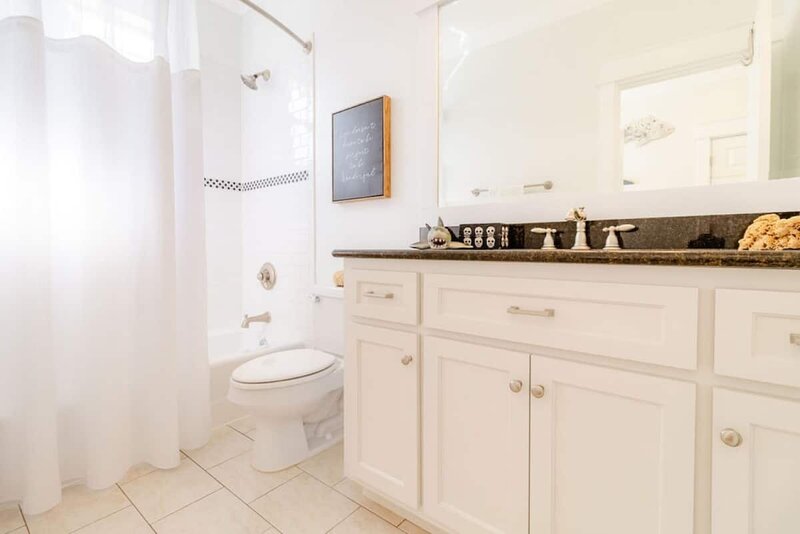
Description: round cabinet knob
xmin=720 ymin=428 xmax=743 ymax=448
xmin=401 ymin=355 xmax=413 ymax=366
xmin=509 ymin=380 xmax=523 ymax=393
xmin=530 ymin=385 xmax=545 ymax=398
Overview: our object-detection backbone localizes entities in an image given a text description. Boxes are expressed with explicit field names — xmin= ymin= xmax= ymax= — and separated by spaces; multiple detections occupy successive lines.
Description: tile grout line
xmin=114 ymin=484 xmax=157 ymax=533
xmin=290 ymin=452 xmax=377 ymax=531
xmin=18 ymin=504 xmax=30 ymax=534
xmin=328 ymin=481 xmax=416 ymax=531
xmin=226 ymin=424 xmax=255 ymax=442
xmin=119 ymin=455 xmax=223 ymax=530
xmin=200 ymin=446 xmax=304 ymax=504
xmin=325 ymin=479 xmax=411 ymax=533
xmin=245 ymin=466 xmax=304 ymax=504
xmin=292 ymin=470 xmax=365 ymax=534
xmin=327 ymin=481 xmax=406 ymax=527
xmin=349 ymin=505 xmax=404 ymax=532
xmin=117 ymin=469 xmax=155 ymax=486
xmin=147 ymin=486 xmax=227 ymax=530
xmin=62 ymin=500 xmax=132 ymax=534
xmin=296 ymin=466 xmax=346 ymax=490
xmin=181 ymin=451 xmax=285 ymax=534
xmin=324 ymin=505 xmax=361 ymax=534
xmin=182 ymin=426 xmax=255 ymax=469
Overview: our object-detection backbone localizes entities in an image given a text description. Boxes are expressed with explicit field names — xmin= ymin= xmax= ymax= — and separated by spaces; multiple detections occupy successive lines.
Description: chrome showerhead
xmin=240 ymin=74 xmax=258 ymax=90
xmin=240 ymin=69 xmax=271 ymax=91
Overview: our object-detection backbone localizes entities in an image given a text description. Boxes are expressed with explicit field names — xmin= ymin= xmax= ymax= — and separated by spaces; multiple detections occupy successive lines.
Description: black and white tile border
xmin=204 ymin=170 xmax=309 ymax=192
xmin=242 ymin=170 xmax=308 ymax=191
xmin=203 ymin=178 xmax=241 ymax=191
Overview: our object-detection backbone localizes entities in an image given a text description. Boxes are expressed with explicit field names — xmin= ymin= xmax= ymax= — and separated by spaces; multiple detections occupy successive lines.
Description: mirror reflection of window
xmin=620 ymin=65 xmax=750 ymax=191
xmin=438 ymin=0 xmax=800 ymax=206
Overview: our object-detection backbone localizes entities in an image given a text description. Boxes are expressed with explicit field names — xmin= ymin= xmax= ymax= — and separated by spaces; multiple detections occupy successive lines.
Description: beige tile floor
xmin=2 ymin=419 xmax=430 ymax=534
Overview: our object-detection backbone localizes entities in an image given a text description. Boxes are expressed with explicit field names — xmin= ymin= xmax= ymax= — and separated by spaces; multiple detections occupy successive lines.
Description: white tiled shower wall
xmin=199 ymin=0 xmax=314 ymax=345
xmin=199 ymin=0 xmax=243 ymax=334
xmin=240 ymin=2 xmax=314 ymax=346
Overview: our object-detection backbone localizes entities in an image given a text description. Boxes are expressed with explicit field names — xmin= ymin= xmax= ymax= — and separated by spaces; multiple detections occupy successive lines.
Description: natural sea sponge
xmin=739 ymin=214 xmax=800 ymax=250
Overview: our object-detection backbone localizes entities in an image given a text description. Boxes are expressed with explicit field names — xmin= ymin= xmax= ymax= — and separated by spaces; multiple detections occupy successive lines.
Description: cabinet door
xmin=423 ymin=337 xmax=529 ymax=534
xmin=530 ymin=356 xmax=696 ymax=534
xmin=345 ymin=323 xmax=419 ymax=507
xmin=712 ymin=389 xmax=800 ymax=534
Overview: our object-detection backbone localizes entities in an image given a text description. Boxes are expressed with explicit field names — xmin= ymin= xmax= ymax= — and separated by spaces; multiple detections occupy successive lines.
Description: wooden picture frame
xmin=332 ymin=96 xmax=391 ymax=202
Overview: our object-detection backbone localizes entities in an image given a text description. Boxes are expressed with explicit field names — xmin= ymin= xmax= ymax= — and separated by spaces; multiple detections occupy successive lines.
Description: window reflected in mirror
xmin=620 ymin=65 xmax=749 ymax=191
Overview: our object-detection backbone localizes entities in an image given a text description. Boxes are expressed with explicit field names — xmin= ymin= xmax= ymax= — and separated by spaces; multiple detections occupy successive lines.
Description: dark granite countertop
xmin=332 ymin=248 xmax=800 ymax=269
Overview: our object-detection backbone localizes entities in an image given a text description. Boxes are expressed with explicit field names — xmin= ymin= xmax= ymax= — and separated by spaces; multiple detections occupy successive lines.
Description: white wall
xmin=312 ymin=0 xmax=422 ymax=285
xmin=198 ymin=0 xmax=243 ymax=333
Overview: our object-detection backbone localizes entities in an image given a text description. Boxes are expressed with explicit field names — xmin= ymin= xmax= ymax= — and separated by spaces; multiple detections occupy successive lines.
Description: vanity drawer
xmin=715 ymin=289 xmax=800 ymax=387
xmin=423 ymin=274 xmax=698 ymax=369
xmin=347 ymin=269 xmax=419 ymax=325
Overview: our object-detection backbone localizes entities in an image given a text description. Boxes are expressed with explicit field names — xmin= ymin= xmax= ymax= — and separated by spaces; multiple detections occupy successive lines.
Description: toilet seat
xmin=231 ymin=349 xmax=337 ymax=387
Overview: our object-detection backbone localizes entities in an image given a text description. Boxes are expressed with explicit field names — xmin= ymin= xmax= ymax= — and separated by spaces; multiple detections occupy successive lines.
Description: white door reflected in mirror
xmin=438 ymin=0 xmax=800 ymax=206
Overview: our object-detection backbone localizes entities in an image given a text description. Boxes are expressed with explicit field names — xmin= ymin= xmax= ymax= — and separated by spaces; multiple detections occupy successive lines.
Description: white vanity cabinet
xmin=712 ymin=389 xmax=800 ymax=534
xmin=424 ymin=274 xmax=699 ymax=369
xmin=714 ymin=289 xmax=800 ymax=388
xmin=342 ymin=260 xmax=800 ymax=534
xmin=344 ymin=323 xmax=420 ymax=507
xmin=529 ymin=356 xmax=696 ymax=534
xmin=422 ymin=337 xmax=530 ymax=534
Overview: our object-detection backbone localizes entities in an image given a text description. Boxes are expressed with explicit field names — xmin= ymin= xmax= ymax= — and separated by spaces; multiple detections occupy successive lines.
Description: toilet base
xmin=250 ymin=415 xmax=343 ymax=472
xmin=251 ymin=416 xmax=309 ymax=472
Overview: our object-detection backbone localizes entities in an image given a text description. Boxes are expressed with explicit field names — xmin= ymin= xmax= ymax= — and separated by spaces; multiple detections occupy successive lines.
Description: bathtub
xmin=209 ymin=328 xmax=304 ymax=427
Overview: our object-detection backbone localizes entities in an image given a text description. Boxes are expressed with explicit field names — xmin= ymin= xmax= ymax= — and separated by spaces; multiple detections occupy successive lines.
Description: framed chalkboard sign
xmin=332 ymin=96 xmax=391 ymax=202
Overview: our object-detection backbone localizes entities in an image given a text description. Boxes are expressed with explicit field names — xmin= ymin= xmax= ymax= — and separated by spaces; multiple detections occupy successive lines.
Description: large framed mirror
xmin=438 ymin=0 xmax=800 ymax=207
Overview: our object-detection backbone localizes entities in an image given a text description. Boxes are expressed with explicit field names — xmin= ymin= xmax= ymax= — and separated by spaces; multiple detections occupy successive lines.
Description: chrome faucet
xmin=241 ymin=311 xmax=271 ymax=328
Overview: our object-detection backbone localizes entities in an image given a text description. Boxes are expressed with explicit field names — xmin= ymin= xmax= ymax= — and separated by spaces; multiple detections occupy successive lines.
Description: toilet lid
xmin=231 ymin=349 xmax=337 ymax=384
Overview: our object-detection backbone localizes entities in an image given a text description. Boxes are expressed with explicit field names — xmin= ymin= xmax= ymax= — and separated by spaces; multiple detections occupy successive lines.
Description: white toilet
xmin=227 ymin=348 xmax=344 ymax=472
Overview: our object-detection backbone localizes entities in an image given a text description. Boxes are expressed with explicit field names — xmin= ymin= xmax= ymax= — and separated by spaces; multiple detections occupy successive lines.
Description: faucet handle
xmin=531 ymin=227 xmax=560 ymax=250
xmin=609 ymin=224 xmax=637 ymax=232
xmin=602 ymin=224 xmax=637 ymax=250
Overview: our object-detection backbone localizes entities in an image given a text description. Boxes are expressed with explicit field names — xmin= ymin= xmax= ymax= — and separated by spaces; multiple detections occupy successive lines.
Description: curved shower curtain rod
xmin=236 ymin=0 xmax=313 ymax=54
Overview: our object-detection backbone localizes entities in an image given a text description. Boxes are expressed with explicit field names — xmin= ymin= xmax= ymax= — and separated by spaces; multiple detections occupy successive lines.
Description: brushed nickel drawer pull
xmin=509 ymin=380 xmax=523 ymax=393
xmin=507 ymin=306 xmax=555 ymax=318
xmin=401 ymin=355 xmax=413 ymax=366
xmin=364 ymin=290 xmax=394 ymax=299
xmin=790 ymin=333 xmax=800 ymax=346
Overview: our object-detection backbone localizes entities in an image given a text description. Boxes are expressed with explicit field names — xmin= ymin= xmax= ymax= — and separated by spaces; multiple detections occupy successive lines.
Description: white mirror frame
xmin=413 ymin=1 xmax=800 ymax=226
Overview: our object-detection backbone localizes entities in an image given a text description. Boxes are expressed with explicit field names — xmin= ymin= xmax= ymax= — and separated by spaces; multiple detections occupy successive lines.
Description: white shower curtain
xmin=0 ymin=0 xmax=210 ymax=514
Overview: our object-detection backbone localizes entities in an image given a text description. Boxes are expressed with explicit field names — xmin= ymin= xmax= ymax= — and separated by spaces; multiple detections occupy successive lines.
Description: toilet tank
xmin=312 ymin=289 xmax=345 ymax=356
